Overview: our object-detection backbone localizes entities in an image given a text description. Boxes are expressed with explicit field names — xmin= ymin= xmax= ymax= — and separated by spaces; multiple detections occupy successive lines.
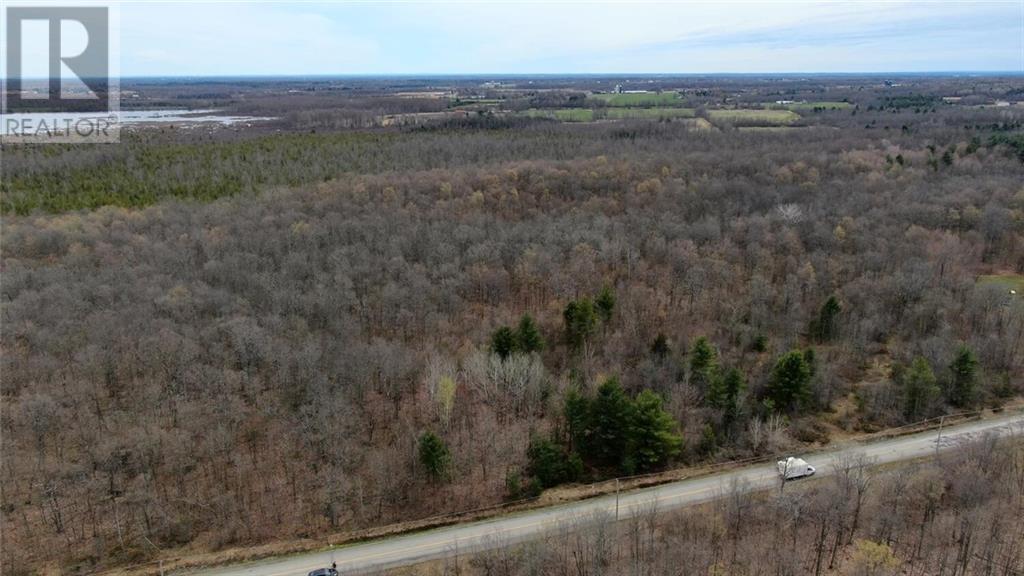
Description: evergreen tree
xmin=563 ymin=387 xmax=590 ymax=453
xmin=751 ymin=334 xmax=768 ymax=353
xmin=505 ymin=471 xmax=524 ymax=500
xmin=587 ymin=377 xmax=634 ymax=469
xmin=689 ymin=337 xmax=721 ymax=397
xmin=765 ymin=349 xmax=813 ymax=413
xmin=901 ymin=357 xmax=939 ymax=421
xmin=965 ymin=136 xmax=981 ymax=155
xmin=563 ymin=301 xmax=579 ymax=344
xmin=562 ymin=379 xmax=684 ymax=477
xmin=803 ymin=348 xmax=817 ymax=378
xmin=948 ymin=346 xmax=978 ymax=408
xmin=719 ymin=367 xmax=746 ymax=428
xmin=514 ymin=314 xmax=545 ymax=354
xmin=490 ymin=326 xmax=516 ymax=359
xmin=491 ymin=314 xmax=545 ymax=359
xmin=563 ymin=298 xmax=597 ymax=351
xmin=418 ymin=431 xmax=451 ymax=482
xmin=629 ymin=390 xmax=682 ymax=472
xmin=651 ymin=333 xmax=670 ymax=360
xmin=595 ymin=285 xmax=616 ymax=324
xmin=698 ymin=423 xmax=717 ymax=456
xmin=526 ymin=436 xmax=582 ymax=489
xmin=706 ymin=369 xmax=728 ymax=410
xmin=811 ymin=295 xmax=841 ymax=342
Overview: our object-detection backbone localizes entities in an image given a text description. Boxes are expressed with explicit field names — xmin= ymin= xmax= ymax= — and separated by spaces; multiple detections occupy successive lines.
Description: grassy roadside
xmin=99 ymin=405 xmax=1023 ymax=576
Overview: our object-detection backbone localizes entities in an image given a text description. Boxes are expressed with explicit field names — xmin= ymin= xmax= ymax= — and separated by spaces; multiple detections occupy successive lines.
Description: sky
xmin=12 ymin=1 xmax=1024 ymax=76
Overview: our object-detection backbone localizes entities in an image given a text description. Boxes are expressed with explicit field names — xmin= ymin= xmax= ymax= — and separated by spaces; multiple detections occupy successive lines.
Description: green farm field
xmin=603 ymin=107 xmax=695 ymax=119
xmin=591 ymin=92 xmax=682 ymax=107
xmin=977 ymin=274 xmax=1024 ymax=296
xmin=522 ymin=108 xmax=595 ymax=122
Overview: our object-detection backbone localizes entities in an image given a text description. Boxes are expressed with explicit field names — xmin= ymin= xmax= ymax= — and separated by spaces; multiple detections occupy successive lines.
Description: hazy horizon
xmin=115 ymin=70 xmax=1024 ymax=80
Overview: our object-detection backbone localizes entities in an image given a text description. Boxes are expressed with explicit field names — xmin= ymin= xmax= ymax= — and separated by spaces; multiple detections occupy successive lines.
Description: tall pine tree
xmin=810 ymin=295 xmax=842 ymax=342
xmin=595 ymin=285 xmax=616 ymax=325
xmin=948 ymin=346 xmax=978 ymax=408
xmin=719 ymin=367 xmax=746 ymax=429
xmin=515 ymin=314 xmax=545 ymax=354
xmin=629 ymin=390 xmax=683 ymax=472
xmin=900 ymin=357 xmax=939 ymax=421
xmin=490 ymin=326 xmax=516 ymax=359
xmin=586 ymin=377 xmax=634 ymax=469
xmin=418 ymin=431 xmax=451 ymax=482
xmin=765 ymin=350 xmax=812 ymax=413
xmin=689 ymin=337 xmax=721 ymax=401
xmin=564 ymin=298 xmax=597 ymax=351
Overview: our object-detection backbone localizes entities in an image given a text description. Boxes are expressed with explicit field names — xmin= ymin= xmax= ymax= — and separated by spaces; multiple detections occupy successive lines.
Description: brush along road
xmin=194 ymin=412 xmax=1023 ymax=576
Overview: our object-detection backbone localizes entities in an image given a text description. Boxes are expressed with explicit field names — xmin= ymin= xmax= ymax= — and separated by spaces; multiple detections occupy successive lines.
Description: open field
xmin=978 ymin=273 xmax=1024 ymax=295
xmin=737 ymin=125 xmax=805 ymax=132
xmin=591 ymin=92 xmax=682 ymax=106
xmin=603 ymin=107 xmax=695 ymax=119
xmin=519 ymin=107 xmax=698 ymax=123
xmin=521 ymin=108 xmax=595 ymax=122
xmin=706 ymin=108 xmax=801 ymax=125
xmin=688 ymin=117 xmax=715 ymax=131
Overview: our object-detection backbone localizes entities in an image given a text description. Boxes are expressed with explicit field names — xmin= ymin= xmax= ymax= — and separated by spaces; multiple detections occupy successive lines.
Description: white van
xmin=777 ymin=457 xmax=816 ymax=480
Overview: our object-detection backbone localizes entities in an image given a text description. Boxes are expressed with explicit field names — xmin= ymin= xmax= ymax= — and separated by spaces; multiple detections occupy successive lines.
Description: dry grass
xmin=707 ymin=109 xmax=800 ymax=126
xmin=591 ymin=92 xmax=682 ymax=107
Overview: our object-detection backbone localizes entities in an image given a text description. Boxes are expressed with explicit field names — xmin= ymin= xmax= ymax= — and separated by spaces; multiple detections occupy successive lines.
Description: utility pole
xmin=614 ymin=478 xmax=622 ymax=565
xmin=779 ymin=459 xmax=788 ymax=493
xmin=935 ymin=416 xmax=945 ymax=457
xmin=140 ymin=535 xmax=163 ymax=576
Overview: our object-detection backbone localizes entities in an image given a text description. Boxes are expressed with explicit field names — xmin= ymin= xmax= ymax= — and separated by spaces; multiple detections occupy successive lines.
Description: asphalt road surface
xmin=194 ymin=411 xmax=1024 ymax=576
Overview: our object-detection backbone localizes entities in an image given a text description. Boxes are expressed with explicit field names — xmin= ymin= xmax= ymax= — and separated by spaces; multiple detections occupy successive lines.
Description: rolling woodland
xmin=2 ymin=76 xmax=1023 ymax=574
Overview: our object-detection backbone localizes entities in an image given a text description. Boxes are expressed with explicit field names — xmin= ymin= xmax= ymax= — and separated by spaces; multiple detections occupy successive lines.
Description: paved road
xmin=194 ymin=412 xmax=1024 ymax=576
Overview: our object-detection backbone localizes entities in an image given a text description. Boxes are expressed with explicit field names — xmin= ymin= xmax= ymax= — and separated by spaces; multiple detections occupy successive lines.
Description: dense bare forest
xmin=383 ymin=434 xmax=1024 ymax=576
xmin=2 ymin=77 xmax=1024 ymax=574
